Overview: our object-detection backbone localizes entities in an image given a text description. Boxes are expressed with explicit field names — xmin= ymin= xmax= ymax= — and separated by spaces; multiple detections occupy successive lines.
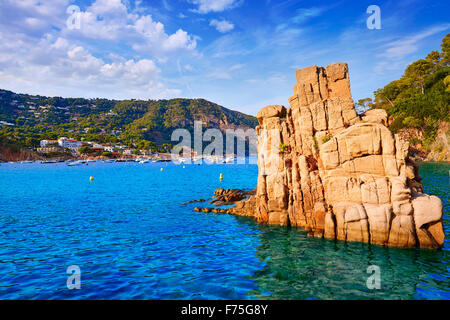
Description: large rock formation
xmin=229 ymin=63 xmax=445 ymax=249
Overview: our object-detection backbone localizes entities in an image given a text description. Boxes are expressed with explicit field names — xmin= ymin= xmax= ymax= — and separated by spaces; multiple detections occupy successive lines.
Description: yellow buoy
xmin=183 ymin=165 xmax=186 ymax=169
xmin=89 ymin=176 xmax=94 ymax=181
xmin=161 ymin=168 xmax=164 ymax=171
xmin=220 ymin=173 xmax=223 ymax=181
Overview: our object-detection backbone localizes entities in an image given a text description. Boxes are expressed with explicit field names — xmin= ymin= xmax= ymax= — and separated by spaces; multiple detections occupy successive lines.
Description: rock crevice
xmin=230 ymin=63 xmax=445 ymax=249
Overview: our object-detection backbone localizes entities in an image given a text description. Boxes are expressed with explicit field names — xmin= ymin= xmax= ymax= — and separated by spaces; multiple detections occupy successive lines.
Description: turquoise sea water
xmin=0 ymin=160 xmax=448 ymax=300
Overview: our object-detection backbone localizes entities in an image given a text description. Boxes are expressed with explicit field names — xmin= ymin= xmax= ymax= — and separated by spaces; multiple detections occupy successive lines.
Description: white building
xmin=123 ymin=149 xmax=134 ymax=155
xmin=37 ymin=147 xmax=59 ymax=154
xmin=91 ymin=143 xmax=103 ymax=149
xmin=58 ymin=137 xmax=82 ymax=153
xmin=40 ymin=140 xmax=58 ymax=147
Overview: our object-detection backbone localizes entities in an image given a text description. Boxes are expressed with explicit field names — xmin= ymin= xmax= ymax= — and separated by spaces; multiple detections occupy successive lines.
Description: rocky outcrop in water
xmin=189 ymin=188 xmax=255 ymax=213
xmin=209 ymin=189 xmax=255 ymax=206
xmin=229 ymin=63 xmax=445 ymax=249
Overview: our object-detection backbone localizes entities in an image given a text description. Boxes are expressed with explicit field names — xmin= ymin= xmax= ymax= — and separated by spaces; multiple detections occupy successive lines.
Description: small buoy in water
xmin=183 ymin=165 xmax=186 ymax=169
xmin=220 ymin=173 xmax=223 ymax=181
xmin=161 ymin=168 xmax=164 ymax=171
xmin=89 ymin=176 xmax=94 ymax=181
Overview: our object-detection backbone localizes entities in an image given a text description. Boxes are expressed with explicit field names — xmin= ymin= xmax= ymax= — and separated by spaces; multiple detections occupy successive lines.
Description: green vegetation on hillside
xmin=359 ymin=33 xmax=450 ymax=148
xmin=0 ymin=91 xmax=258 ymax=154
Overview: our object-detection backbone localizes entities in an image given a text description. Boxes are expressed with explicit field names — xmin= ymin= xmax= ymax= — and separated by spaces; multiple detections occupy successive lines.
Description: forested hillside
xmin=0 ymin=91 xmax=257 ymax=154
xmin=358 ymin=33 xmax=449 ymax=161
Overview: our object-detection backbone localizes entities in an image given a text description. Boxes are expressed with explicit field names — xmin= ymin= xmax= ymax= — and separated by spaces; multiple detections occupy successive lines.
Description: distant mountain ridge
xmin=0 ymin=88 xmax=258 ymax=153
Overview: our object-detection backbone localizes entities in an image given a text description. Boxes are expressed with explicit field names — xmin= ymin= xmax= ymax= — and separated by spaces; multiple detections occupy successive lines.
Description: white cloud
xmin=190 ymin=0 xmax=242 ymax=14
xmin=245 ymin=72 xmax=286 ymax=84
xmin=206 ymin=63 xmax=245 ymax=80
xmin=0 ymin=0 xmax=198 ymax=59
xmin=163 ymin=29 xmax=198 ymax=51
xmin=379 ymin=24 xmax=450 ymax=60
xmin=62 ymin=1 xmax=198 ymax=58
xmin=0 ymin=0 xmax=197 ymax=100
xmin=0 ymin=31 xmax=180 ymax=100
xmin=229 ymin=64 xmax=244 ymax=71
xmin=291 ymin=7 xmax=325 ymax=24
xmin=209 ymin=19 xmax=235 ymax=33
xmin=162 ymin=0 xmax=172 ymax=11
xmin=205 ymin=33 xmax=253 ymax=58
xmin=184 ymin=64 xmax=195 ymax=71
xmin=0 ymin=0 xmax=199 ymax=101
xmin=0 ymin=0 xmax=69 ymax=36
xmin=373 ymin=24 xmax=450 ymax=75
xmin=89 ymin=0 xmax=128 ymax=17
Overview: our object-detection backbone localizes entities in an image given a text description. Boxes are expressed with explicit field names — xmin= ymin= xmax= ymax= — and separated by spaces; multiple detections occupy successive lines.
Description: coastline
xmin=0 ymin=153 xmax=239 ymax=163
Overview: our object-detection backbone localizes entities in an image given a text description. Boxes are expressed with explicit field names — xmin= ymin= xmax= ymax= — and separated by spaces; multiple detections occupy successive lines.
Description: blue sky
xmin=0 ymin=0 xmax=449 ymax=115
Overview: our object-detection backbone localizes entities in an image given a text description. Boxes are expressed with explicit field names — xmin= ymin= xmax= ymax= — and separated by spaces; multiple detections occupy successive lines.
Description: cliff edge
xmin=229 ymin=63 xmax=445 ymax=249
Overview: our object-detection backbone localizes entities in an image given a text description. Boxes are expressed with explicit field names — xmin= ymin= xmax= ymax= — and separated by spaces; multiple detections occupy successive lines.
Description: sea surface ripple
xmin=0 ymin=160 xmax=448 ymax=299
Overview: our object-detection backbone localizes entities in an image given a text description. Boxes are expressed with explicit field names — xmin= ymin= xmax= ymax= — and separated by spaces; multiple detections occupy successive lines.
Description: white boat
xmin=224 ymin=156 xmax=235 ymax=163
xmin=66 ymin=160 xmax=85 ymax=166
xmin=139 ymin=159 xmax=150 ymax=164
xmin=172 ymin=158 xmax=188 ymax=165
xmin=205 ymin=155 xmax=223 ymax=164
xmin=41 ymin=160 xmax=57 ymax=164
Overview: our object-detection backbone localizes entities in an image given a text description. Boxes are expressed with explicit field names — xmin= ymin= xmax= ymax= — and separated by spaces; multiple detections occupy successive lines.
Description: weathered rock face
xmin=231 ymin=63 xmax=445 ymax=249
xmin=426 ymin=121 xmax=449 ymax=162
xmin=0 ymin=145 xmax=44 ymax=162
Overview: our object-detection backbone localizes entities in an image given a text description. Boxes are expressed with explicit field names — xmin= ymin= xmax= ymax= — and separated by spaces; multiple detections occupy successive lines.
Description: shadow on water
xmin=233 ymin=162 xmax=450 ymax=300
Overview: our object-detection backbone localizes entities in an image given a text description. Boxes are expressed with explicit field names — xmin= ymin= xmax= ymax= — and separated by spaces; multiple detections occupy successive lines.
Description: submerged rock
xmin=228 ymin=63 xmax=445 ymax=249
xmin=193 ymin=207 xmax=229 ymax=214
xmin=192 ymin=188 xmax=256 ymax=215
xmin=209 ymin=188 xmax=255 ymax=206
